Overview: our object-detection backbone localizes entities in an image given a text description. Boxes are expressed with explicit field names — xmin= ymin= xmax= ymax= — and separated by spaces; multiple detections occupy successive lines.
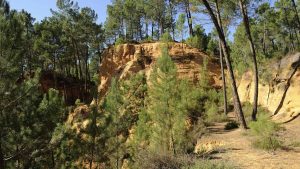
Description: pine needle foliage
xmin=147 ymin=47 xmax=189 ymax=155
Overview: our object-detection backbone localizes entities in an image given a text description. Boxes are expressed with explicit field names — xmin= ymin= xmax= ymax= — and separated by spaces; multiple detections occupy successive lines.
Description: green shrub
xmin=160 ymin=31 xmax=173 ymax=43
xmin=141 ymin=36 xmax=155 ymax=43
xmin=135 ymin=151 xmax=237 ymax=169
xmin=75 ymin=99 xmax=82 ymax=106
xmin=183 ymin=160 xmax=237 ymax=169
xmin=242 ymin=102 xmax=271 ymax=123
xmin=224 ymin=121 xmax=239 ymax=130
xmin=249 ymin=115 xmax=282 ymax=151
xmin=186 ymin=36 xmax=200 ymax=49
xmin=115 ymin=37 xmax=125 ymax=45
xmin=134 ymin=151 xmax=186 ymax=169
xmin=203 ymin=90 xmax=227 ymax=124
xmin=204 ymin=102 xmax=227 ymax=123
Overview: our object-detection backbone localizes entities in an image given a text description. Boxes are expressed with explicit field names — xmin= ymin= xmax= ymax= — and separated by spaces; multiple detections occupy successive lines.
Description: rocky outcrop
xmin=99 ymin=42 xmax=221 ymax=97
xmin=238 ymin=53 xmax=300 ymax=123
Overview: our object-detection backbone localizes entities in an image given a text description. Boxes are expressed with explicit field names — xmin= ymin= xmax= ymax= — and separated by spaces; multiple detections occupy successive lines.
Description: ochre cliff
xmin=98 ymin=42 xmax=221 ymax=97
xmin=238 ymin=53 xmax=300 ymax=123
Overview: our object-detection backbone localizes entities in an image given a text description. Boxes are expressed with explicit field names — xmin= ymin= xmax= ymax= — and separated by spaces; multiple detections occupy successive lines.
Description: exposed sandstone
xmin=238 ymin=53 xmax=300 ymax=123
xmin=99 ymin=42 xmax=221 ymax=97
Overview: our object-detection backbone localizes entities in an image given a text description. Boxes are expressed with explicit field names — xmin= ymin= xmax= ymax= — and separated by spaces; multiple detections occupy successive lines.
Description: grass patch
xmin=249 ymin=114 xmax=282 ymax=151
xmin=183 ymin=160 xmax=237 ymax=169
xmin=289 ymin=141 xmax=300 ymax=148
xmin=135 ymin=150 xmax=237 ymax=169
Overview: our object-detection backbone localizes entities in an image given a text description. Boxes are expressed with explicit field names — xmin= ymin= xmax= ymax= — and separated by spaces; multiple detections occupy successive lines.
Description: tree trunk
xmin=85 ymin=45 xmax=89 ymax=95
xmin=145 ymin=18 xmax=149 ymax=38
xmin=263 ymin=22 xmax=266 ymax=55
xmin=0 ymin=139 xmax=4 ymax=169
xmin=168 ymin=0 xmax=175 ymax=39
xmin=73 ymin=41 xmax=83 ymax=80
xmin=283 ymin=8 xmax=296 ymax=51
xmin=151 ymin=21 xmax=154 ymax=39
xmin=185 ymin=0 xmax=194 ymax=36
xmin=73 ymin=53 xmax=78 ymax=78
xmin=274 ymin=65 xmax=299 ymax=115
xmin=291 ymin=0 xmax=300 ymax=29
xmin=202 ymin=0 xmax=247 ymax=129
xmin=53 ymin=55 xmax=57 ymax=89
xmin=239 ymin=0 xmax=259 ymax=121
xmin=215 ymin=0 xmax=228 ymax=115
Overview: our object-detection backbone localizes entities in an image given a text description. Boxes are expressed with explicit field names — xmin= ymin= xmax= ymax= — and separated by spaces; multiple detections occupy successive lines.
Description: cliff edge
xmin=98 ymin=42 xmax=221 ymax=97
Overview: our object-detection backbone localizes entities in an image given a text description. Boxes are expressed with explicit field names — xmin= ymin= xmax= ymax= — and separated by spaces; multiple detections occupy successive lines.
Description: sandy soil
xmin=201 ymin=114 xmax=300 ymax=169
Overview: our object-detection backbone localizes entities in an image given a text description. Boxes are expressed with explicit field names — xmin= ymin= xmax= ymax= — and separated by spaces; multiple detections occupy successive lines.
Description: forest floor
xmin=201 ymin=113 xmax=300 ymax=169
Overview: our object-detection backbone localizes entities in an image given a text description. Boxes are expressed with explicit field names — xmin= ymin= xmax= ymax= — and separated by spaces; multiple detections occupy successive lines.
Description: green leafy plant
xmin=249 ymin=115 xmax=282 ymax=151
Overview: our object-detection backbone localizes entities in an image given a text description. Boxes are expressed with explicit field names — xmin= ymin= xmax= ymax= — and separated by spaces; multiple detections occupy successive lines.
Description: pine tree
xmin=147 ymin=47 xmax=188 ymax=155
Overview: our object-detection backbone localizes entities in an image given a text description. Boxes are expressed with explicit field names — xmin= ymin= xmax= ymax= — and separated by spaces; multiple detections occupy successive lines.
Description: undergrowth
xmin=242 ymin=102 xmax=270 ymax=122
xmin=249 ymin=114 xmax=282 ymax=151
xmin=184 ymin=160 xmax=237 ymax=169
xmin=135 ymin=150 xmax=237 ymax=169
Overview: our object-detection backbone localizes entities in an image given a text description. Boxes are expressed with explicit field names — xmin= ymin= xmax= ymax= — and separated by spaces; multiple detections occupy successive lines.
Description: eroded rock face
xmin=238 ymin=53 xmax=300 ymax=123
xmin=99 ymin=42 xmax=221 ymax=97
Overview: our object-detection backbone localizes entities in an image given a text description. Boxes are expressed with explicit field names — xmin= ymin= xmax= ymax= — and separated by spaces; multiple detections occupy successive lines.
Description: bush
xmin=134 ymin=151 xmax=187 ymax=169
xmin=249 ymin=115 xmax=282 ymax=151
xmin=224 ymin=121 xmax=239 ymax=130
xmin=141 ymin=36 xmax=155 ymax=43
xmin=186 ymin=36 xmax=200 ymax=49
xmin=160 ymin=32 xmax=173 ymax=43
xmin=203 ymin=90 xmax=227 ymax=124
xmin=183 ymin=160 xmax=237 ymax=169
xmin=242 ymin=102 xmax=271 ymax=123
xmin=115 ymin=37 xmax=125 ymax=46
xmin=75 ymin=99 xmax=82 ymax=106
xmin=135 ymin=151 xmax=236 ymax=169
xmin=204 ymin=102 xmax=227 ymax=123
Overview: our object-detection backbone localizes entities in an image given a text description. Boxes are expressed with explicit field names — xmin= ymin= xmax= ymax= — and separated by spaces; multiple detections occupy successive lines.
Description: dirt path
xmin=200 ymin=114 xmax=300 ymax=169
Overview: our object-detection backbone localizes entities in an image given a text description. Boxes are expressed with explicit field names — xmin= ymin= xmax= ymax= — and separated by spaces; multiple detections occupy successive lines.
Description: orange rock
xmin=238 ymin=53 xmax=300 ymax=123
xmin=98 ymin=42 xmax=222 ymax=97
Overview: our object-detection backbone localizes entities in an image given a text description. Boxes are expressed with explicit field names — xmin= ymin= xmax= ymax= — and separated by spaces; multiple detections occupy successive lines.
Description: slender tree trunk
xmin=185 ymin=0 xmax=194 ymax=36
xmin=160 ymin=20 xmax=164 ymax=37
xmin=291 ymin=0 xmax=300 ymax=29
xmin=0 ymin=142 xmax=4 ymax=169
xmin=168 ymin=0 xmax=175 ymax=39
xmin=139 ymin=19 xmax=143 ymax=40
xmin=263 ymin=22 xmax=266 ymax=55
xmin=74 ymin=41 xmax=83 ymax=79
xmin=283 ymin=8 xmax=296 ymax=51
xmin=239 ymin=0 xmax=259 ymax=121
xmin=53 ymin=55 xmax=57 ymax=89
xmin=274 ymin=65 xmax=299 ymax=115
xmin=293 ymin=27 xmax=300 ymax=46
xmin=85 ymin=45 xmax=89 ymax=95
xmin=151 ymin=21 xmax=154 ymax=39
xmin=89 ymin=136 xmax=95 ymax=169
xmin=145 ymin=18 xmax=149 ymax=38
xmin=215 ymin=0 xmax=228 ymax=115
xmin=73 ymin=53 xmax=78 ymax=78
xmin=202 ymin=0 xmax=247 ymax=129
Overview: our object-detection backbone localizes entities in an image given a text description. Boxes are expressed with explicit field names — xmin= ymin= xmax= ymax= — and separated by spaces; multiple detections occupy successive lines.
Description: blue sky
xmin=9 ymin=0 xmax=111 ymax=24
xmin=8 ymin=0 xmax=275 ymax=41
xmin=8 ymin=0 xmax=215 ymax=37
